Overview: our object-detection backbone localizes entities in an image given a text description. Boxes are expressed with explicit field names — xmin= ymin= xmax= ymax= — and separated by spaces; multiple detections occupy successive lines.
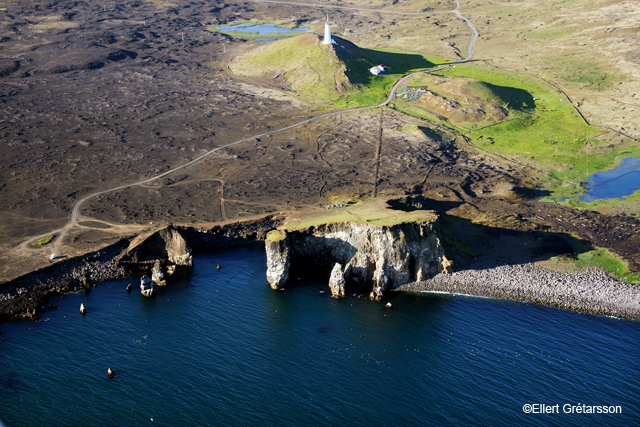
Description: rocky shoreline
xmin=0 ymin=241 xmax=130 ymax=321
xmin=2 ymin=213 xmax=640 ymax=322
xmin=0 ymin=217 xmax=281 ymax=321
xmin=396 ymin=261 xmax=640 ymax=319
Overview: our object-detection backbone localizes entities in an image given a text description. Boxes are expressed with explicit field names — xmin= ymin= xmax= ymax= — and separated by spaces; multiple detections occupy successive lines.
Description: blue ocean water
xmin=215 ymin=23 xmax=309 ymax=35
xmin=0 ymin=247 xmax=638 ymax=426
xmin=581 ymin=157 xmax=640 ymax=202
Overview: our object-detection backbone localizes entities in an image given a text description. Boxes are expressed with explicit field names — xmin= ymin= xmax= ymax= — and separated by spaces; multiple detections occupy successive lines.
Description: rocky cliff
xmin=115 ymin=225 xmax=193 ymax=284
xmin=265 ymin=221 xmax=449 ymax=299
xmin=117 ymin=225 xmax=193 ymax=267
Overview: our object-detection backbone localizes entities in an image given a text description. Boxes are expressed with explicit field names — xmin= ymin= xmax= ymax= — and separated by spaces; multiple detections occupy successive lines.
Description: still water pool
xmin=0 ymin=247 xmax=638 ymax=426
xmin=581 ymin=157 xmax=640 ymax=202
xmin=215 ymin=23 xmax=309 ymax=35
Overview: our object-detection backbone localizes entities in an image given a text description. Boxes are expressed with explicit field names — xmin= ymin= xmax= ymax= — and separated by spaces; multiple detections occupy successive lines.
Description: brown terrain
xmin=0 ymin=0 xmax=639 ymax=291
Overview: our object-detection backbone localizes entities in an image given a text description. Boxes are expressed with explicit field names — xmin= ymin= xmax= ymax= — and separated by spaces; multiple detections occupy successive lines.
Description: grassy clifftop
xmin=229 ymin=33 xmax=349 ymax=103
xmin=229 ymin=34 xmax=442 ymax=107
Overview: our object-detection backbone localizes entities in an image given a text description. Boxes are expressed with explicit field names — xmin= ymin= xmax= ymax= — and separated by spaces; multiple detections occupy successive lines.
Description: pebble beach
xmin=397 ymin=262 xmax=640 ymax=319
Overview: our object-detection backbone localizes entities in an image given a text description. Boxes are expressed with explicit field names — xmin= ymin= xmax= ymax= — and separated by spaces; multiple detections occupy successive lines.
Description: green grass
xmin=552 ymin=247 xmax=640 ymax=285
xmin=334 ymin=76 xmax=396 ymax=108
xmin=229 ymin=33 xmax=347 ymax=103
xmin=229 ymin=34 xmax=448 ymax=108
xmin=334 ymin=43 xmax=444 ymax=108
xmin=32 ymin=235 xmax=55 ymax=246
xmin=281 ymin=199 xmax=437 ymax=231
xmin=548 ymin=54 xmax=616 ymax=92
xmin=266 ymin=230 xmax=287 ymax=242
xmin=392 ymin=63 xmax=640 ymax=203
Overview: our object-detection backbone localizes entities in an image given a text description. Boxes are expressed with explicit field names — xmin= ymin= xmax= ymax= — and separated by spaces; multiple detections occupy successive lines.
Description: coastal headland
xmin=1 ymin=0 xmax=640 ymax=320
xmin=2 ymin=198 xmax=640 ymax=320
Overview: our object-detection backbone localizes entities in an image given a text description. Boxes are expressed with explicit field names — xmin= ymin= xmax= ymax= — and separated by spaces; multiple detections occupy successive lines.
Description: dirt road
xmin=26 ymin=0 xmax=481 ymax=257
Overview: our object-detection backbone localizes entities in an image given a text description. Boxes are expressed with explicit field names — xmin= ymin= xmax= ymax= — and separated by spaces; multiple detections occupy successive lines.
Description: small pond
xmin=580 ymin=157 xmax=640 ymax=202
xmin=215 ymin=23 xmax=309 ymax=35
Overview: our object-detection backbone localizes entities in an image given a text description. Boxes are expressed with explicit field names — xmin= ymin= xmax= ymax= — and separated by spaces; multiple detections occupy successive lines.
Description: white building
xmin=369 ymin=64 xmax=386 ymax=75
xmin=323 ymin=19 xmax=335 ymax=44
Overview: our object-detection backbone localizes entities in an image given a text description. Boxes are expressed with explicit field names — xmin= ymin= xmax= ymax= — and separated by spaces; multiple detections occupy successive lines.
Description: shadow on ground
xmin=388 ymin=197 xmax=593 ymax=270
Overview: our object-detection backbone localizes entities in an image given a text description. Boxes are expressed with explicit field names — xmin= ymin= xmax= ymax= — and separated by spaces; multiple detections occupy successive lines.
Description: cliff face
xmin=265 ymin=221 xmax=447 ymax=298
xmin=266 ymin=236 xmax=290 ymax=289
xmin=116 ymin=226 xmax=193 ymax=267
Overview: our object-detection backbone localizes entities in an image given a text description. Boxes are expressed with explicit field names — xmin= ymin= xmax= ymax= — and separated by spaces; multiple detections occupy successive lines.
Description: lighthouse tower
xmin=323 ymin=16 xmax=335 ymax=44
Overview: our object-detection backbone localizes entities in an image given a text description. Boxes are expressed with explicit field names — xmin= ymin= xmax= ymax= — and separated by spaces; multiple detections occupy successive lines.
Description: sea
xmin=1 ymin=247 xmax=638 ymax=426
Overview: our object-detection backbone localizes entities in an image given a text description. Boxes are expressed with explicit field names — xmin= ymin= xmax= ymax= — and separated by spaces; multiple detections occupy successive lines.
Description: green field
xmin=229 ymin=34 xmax=639 ymax=208
xmin=334 ymin=44 xmax=446 ymax=108
xmin=391 ymin=63 xmax=640 ymax=203
xmin=228 ymin=34 xmax=448 ymax=108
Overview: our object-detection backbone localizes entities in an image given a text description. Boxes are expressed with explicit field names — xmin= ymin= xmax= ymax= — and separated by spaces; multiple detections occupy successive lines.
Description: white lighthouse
xmin=323 ymin=16 xmax=335 ymax=44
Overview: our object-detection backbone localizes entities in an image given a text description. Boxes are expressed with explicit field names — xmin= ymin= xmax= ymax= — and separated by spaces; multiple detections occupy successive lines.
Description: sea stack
xmin=151 ymin=260 xmax=166 ymax=286
xmin=140 ymin=275 xmax=155 ymax=297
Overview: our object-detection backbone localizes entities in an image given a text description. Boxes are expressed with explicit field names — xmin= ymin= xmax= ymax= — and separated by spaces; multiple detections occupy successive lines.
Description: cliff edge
xmin=265 ymin=220 xmax=449 ymax=299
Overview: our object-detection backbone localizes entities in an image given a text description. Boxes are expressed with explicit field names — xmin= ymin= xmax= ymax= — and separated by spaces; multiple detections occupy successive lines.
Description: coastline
xmin=0 ymin=217 xmax=281 ymax=321
xmin=396 ymin=261 xmax=640 ymax=320
xmin=2 ymin=214 xmax=640 ymax=321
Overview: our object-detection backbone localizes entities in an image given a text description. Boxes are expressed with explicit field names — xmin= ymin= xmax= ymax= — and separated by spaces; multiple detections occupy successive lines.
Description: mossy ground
xmin=280 ymin=198 xmax=437 ymax=231
xmin=265 ymin=230 xmax=287 ymax=242
xmin=32 ymin=235 xmax=55 ymax=246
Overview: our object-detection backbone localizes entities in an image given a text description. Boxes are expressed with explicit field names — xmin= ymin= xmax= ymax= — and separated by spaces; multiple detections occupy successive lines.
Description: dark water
xmin=215 ymin=23 xmax=309 ymax=35
xmin=581 ymin=157 xmax=640 ymax=202
xmin=1 ymin=248 xmax=639 ymax=426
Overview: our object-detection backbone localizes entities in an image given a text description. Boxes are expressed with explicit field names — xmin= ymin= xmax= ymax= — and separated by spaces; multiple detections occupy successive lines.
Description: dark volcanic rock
xmin=0 ymin=60 xmax=20 ymax=77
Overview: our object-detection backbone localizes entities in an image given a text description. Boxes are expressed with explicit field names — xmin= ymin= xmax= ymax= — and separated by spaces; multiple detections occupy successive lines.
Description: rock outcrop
xmin=117 ymin=225 xmax=193 ymax=267
xmin=266 ymin=231 xmax=290 ymax=289
xmin=265 ymin=221 xmax=448 ymax=298
xmin=329 ymin=263 xmax=346 ymax=298
xmin=140 ymin=275 xmax=155 ymax=297
xmin=116 ymin=226 xmax=193 ymax=285
xmin=151 ymin=260 xmax=166 ymax=286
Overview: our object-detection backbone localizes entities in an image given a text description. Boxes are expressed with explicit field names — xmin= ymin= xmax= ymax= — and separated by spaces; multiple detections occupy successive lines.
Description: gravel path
xmin=396 ymin=262 xmax=640 ymax=319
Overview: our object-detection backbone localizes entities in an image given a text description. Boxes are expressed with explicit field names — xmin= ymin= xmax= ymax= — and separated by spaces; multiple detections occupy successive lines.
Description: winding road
xmin=33 ymin=0 xmax=479 ymax=254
